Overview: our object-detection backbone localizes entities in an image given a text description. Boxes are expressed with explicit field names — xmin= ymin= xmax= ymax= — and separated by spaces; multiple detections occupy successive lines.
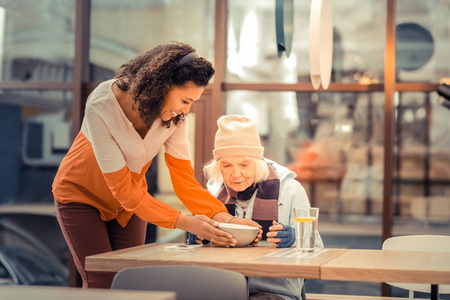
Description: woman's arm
xmin=164 ymin=153 xmax=229 ymax=217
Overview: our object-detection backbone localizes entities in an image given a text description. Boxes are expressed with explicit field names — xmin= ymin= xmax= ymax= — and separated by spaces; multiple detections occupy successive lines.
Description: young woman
xmin=52 ymin=43 xmax=261 ymax=288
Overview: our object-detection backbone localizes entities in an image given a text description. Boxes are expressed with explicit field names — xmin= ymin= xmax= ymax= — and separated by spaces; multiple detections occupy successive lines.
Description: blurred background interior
xmin=0 ymin=0 xmax=449 ymax=298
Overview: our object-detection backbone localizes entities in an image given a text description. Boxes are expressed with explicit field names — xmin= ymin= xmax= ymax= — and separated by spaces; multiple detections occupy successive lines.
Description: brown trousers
xmin=54 ymin=199 xmax=147 ymax=288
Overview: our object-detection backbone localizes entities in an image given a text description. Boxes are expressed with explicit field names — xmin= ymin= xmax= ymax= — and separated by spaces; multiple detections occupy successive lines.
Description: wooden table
xmin=85 ymin=243 xmax=347 ymax=279
xmin=86 ymin=244 xmax=450 ymax=300
xmin=321 ymin=249 xmax=450 ymax=300
xmin=0 ymin=285 xmax=175 ymax=300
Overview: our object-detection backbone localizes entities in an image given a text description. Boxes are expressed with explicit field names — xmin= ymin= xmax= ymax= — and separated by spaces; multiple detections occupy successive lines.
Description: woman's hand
xmin=266 ymin=220 xmax=295 ymax=248
xmin=229 ymin=218 xmax=263 ymax=246
xmin=176 ymin=214 xmax=237 ymax=247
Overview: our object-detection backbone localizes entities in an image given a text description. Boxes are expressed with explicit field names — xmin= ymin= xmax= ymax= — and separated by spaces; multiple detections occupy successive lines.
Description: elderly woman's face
xmin=219 ymin=157 xmax=256 ymax=192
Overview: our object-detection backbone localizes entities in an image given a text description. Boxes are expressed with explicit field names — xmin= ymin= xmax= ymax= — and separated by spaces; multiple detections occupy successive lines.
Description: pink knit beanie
xmin=213 ymin=115 xmax=264 ymax=161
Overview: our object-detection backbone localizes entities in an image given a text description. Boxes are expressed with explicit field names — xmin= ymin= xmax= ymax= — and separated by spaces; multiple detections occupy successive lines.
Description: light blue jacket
xmin=207 ymin=159 xmax=324 ymax=300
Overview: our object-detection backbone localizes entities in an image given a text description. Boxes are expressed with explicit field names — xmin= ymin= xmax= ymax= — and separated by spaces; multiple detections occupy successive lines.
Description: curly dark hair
xmin=114 ymin=41 xmax=215 ymax=128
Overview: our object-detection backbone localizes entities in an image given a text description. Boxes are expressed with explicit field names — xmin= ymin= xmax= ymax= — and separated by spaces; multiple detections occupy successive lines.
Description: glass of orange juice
xmin=293 ymin=207 xmax=319 ymax=253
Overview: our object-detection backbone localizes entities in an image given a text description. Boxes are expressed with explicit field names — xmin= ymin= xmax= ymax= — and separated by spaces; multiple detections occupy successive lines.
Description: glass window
xmin=226 ymin=0 xmax=386 ymax=84
xmin=0 ymin=0 xmax=76 ymax=82
xmin=89 ymin=0 xmax=215 ymax=81
xmin=392 ymin=91 xmax=450 ymax=234
xmin=0 ymin=90 xmax=72 ymax=204
xmin=226 ymin=89 xmax=450 ymax=295
xmin=396 ymin=0 xmax=450 ymax=82
xmin=226 ymin=90 xmax=387 ymax=295
xmin=226 ymin=91 xmax=385 ymax=221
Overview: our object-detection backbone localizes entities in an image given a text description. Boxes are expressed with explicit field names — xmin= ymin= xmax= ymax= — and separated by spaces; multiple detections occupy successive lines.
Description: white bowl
xmin=218 ymin=223 xmax=259 ymax=247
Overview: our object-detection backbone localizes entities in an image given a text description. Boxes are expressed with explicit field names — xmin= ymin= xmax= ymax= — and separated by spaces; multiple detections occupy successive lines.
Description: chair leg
xmin=246 ymin=276 xmax=249 ymax=298
xmin=408 ymin=290 xmax=414 ymax=300
xmin=430 ymin=284 xmax=439 ymax=300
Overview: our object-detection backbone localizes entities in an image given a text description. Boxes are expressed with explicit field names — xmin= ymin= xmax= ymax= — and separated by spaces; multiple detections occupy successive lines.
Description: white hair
xmin=203 ymin=156 xmax=270 ymax=185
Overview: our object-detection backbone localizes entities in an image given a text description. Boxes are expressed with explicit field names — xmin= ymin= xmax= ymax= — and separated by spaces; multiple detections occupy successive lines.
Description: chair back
xmin=382 ymin=235 xmax=450 ymax=295
xmin=111 ymin=265 xmax=248 ymax=300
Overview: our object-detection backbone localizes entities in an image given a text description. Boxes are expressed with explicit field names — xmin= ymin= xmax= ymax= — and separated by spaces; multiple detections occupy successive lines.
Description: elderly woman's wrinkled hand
xmin=267 ymin=220 xmax=295 ymax=248
xmin=230 ymin=218 xmax=263 ymax=246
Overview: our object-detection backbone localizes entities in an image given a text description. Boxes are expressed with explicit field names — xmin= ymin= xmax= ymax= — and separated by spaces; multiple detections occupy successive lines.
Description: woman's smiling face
xmin=160 ymin=81 xmax=204 ymax=122
xmin=219 ymin=157 xmax=256 ymax=192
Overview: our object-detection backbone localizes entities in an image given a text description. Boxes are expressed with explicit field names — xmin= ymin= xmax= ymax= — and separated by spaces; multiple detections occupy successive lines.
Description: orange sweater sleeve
xmin=103 ymin=165 xmax=180 ymax=229
xmin=164 ymin=153 xmax=227 ymax=218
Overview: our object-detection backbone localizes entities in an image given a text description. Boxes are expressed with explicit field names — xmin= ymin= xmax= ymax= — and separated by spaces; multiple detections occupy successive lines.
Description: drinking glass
xmin=293 ymin=207 xmax=319 ymax=253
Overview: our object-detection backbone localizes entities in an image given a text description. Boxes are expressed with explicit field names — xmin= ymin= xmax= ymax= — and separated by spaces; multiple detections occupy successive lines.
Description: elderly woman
xmin=189 ymin=115 xmax=323 ymax=300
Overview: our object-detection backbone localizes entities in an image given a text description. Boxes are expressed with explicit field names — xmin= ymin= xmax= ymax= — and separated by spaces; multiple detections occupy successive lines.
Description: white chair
xmin=382 ymin=235 xmax=450 ymax=299
xmin=111 ymin=265 xmax=248 ymax=300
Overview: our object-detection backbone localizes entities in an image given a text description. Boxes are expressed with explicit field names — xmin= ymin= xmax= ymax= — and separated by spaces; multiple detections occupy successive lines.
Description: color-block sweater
xmin=52 ymin=79 xmax=226 ymax=228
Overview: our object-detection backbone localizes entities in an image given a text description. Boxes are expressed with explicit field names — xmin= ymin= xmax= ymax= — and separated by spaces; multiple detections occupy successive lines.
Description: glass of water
xmin=293 ymin=207 xmax=319 ymax=253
